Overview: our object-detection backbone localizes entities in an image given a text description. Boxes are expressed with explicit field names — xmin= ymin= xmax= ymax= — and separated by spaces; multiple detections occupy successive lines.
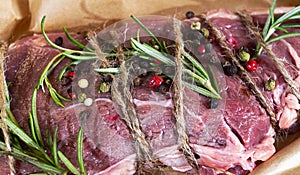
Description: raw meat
xmin=3 ymin=7 xmax=300 ymax=175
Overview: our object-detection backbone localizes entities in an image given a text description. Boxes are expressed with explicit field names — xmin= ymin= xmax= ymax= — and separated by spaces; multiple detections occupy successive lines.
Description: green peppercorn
xmin=191 ymin=21 xmax=201 ymax=30
xmin=200 ymin=28 xmax=209 ymax=38
xmin=78 ymin=93 xmax=87 ymax=102
xmin=264 ymin=79 xmax=276 ymax=91
xmin=238 ymin=50 xmax=250 ymax=62
xmin=99 ymin=81 xmax=111 ymax=93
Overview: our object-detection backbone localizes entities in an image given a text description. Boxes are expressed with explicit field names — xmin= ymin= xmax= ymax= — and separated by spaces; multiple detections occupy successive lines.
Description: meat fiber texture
xmin=4 ymin=8 xmax=299 ymax=175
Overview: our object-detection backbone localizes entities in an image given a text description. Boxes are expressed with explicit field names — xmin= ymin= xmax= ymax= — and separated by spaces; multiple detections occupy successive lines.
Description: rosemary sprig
xmin=257 ymin=0 xmax=300 ymax=55
xmin=40 ymin=15 xmax=221 ymax=103
xmin=77 ymin=127 xmax=86 ymax=175
xmin=0 ymin=76 xmax=86 ymax=174
xmin=58 ymin=151 xmax=81 ymax=175
xmin=2 ymin=107 xmax=86 ymax=174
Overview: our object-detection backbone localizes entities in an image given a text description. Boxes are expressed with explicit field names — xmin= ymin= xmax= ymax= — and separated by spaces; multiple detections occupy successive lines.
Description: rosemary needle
xmin=257 ymin=0 xmax=300 ymax=55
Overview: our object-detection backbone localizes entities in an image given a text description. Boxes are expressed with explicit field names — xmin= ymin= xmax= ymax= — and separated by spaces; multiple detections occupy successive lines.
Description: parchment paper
xmin=1 ymin=0 xmax=300 ymax=174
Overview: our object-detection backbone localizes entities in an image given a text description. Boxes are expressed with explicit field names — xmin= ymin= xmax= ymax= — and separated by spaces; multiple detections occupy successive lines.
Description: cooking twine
xmin=0 ymin=42 xmax=15 ymax=175
xmin=199 ymin=13 xmax=280 ymax=132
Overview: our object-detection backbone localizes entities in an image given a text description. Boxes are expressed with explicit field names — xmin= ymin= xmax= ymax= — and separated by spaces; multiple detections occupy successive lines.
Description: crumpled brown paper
xmin=0 ymin=0 xmax=277 ymax=42
xmin=1 ymin=0 xmax=300 ymax=174
xmin=251 ymin=135 xmax=300 ymax=175
xmin=0 ymin=0 xmax=30 ymax=41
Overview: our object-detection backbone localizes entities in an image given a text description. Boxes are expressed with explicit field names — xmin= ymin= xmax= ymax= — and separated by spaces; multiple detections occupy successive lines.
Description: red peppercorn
xmin=67 ymin=88 xmax=76 ymax=99
xmin=109 ymin=114 xmax=119 ymax=121
xmin=149 ymin=75 xmax=164 ymax=88
xmin=227 ymin=37 xmax=238 ymax=48
xmin=246 ymin=59 xmax=258 ymax=71
xmin=197 ymin=45 xmax=206 ymax=54
xmin=153 ymin=59 xmax=162 ymax=64
xmin=68 ymin=71 xmax=75 ymax=78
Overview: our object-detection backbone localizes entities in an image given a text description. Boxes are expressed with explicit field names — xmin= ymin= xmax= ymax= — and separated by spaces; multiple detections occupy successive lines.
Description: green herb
xmin=77 ymin=127 xmax=86 ymax=175
xmin=58 ymin=151 xmax=80 ymax=175
xmin=257 ymin=0 xmax=300 ymax=55
xmin=40 ymin=15 xmax=221 ymax=103
xmin=0 ymin=76 xmax=86 ymax=174
xmin=1 ymin=110 xmax=86 ymax=174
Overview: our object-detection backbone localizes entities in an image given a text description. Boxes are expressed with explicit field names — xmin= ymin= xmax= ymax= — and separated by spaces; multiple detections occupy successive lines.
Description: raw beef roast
xmin=2 ymin=8 xmax=300 ymax=175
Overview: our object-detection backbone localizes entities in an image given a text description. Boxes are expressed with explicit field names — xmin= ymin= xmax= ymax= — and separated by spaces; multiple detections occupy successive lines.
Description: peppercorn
xmin=61 ymin=77 xmax=71 ymax=86
xmin=149 ymin=75 xmax=164 ymax=88
xmin=238 ymin=50 xmax=250 ymax=62
xmin=103 ymin=74 xmax=113 ymax=82
xmin=197 ymin=45 xmax=206 ymax=54
xmin=84 ymin=98 xmax=93 ymax=106
xmin=99 ymin=81 xmax=110 ymax=93
xmin=185 ymin=11 xmax=195 ymax=19
xmin=209 ymin=98 xmax=219 ymax=109
xmin=67 ymin=88 xmax=76 ymax=99
xmin=200 ymin=28 xmax=210 ymax=38
xmin=157 ymin=82 xmax=169 ymax=94
xmin=222 ymin=61 xmax=237 ymax=76
xmin=153 ymin=45 xmax=160 ymax=50
xmin=68 ymin=71 xmax=75 ymax=78
xmin=78 ymin=79 xmax=89 ymax=89
xmin=78 ymin=93 xmax=87 ymax=103
xmin=246 ymin=59 xmax=258 ymax=71
xmin=191 ymin=22 xmax=201 ymax=30
xmin=227 ymin=37 xmax=238 ymax=48
xmin=264 ymin=78 xmax=276 ymax=91
xmin=55 ymin=36 xmax=63 ymax=46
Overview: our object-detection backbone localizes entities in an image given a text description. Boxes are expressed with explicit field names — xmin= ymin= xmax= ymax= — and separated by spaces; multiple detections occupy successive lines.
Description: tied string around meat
xmin=0 ymin=42 xmax=15 ymax=175
xmin=87 ymin=32 xmax=110 ymax=68
xmin=199 ymin=14 xmax=280 ymax=132
xmin=236 ymin=11 xmax=300 ymax=101
xmin=90 ymin=28 xmax=166 ymax=172
xmin=110 ymin=59 xmax=165 ymax=172
xmin=173 ymin=19 xmax=200 ymax=171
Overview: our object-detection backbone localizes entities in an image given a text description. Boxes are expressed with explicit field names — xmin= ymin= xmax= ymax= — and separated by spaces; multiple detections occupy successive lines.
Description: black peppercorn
xmin=55 ymin=36 xmax=63 ymax=46
xmin=186 ymin=11 xmax=195 ymax=19
xmin=61 ymin=77 xmax=72 ymax=86
xmin=103 ymin=74 xmax=113 ymax=82
xmin=209 ymin=98 xmax=219 ymax=109
xmin=157 ymin=82 xmax=169 ymax=94
xmin=222 ymin=61 xmax=237 ymax=76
